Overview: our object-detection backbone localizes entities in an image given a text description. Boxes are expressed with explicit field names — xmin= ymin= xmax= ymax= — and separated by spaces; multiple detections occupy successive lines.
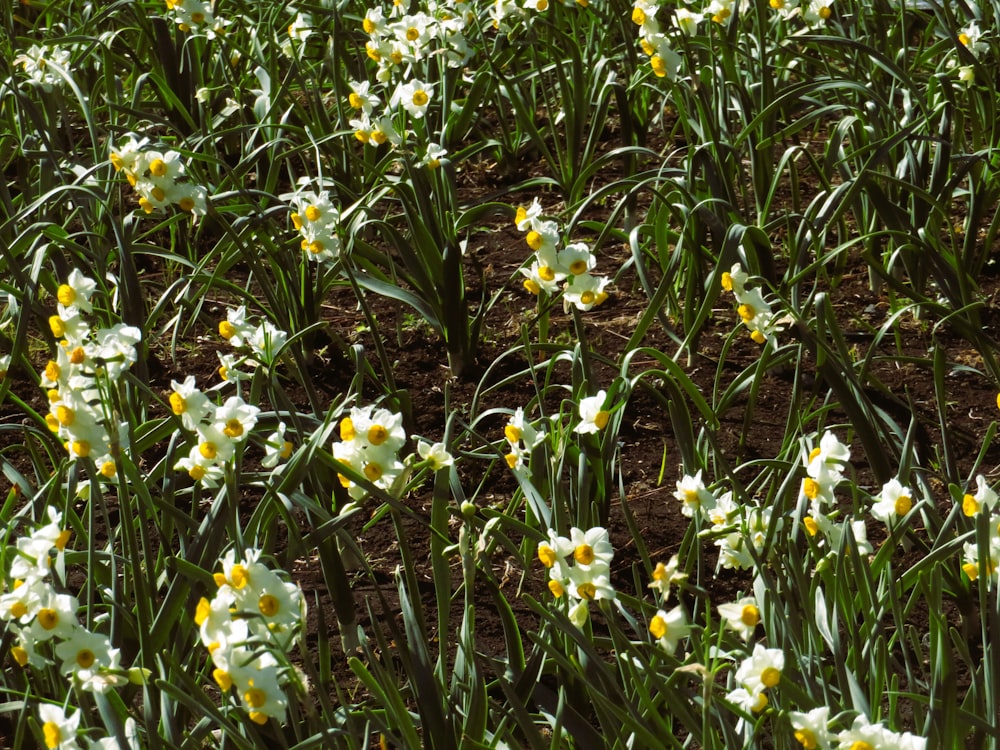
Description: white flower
xmin=870 ymin=477 xmax=914 ymax=525
xmin=649 ymin=605 xmax=689 ymax=655
xmin=788 ymin=707 xmax=831 ymax=750
xmin=734 ymin=644 xmax=784 ymax=693
xmin=395 ymin=79 xmax=433 ymax=118
xmin=262 ymin=423 xmax=293 ymax=469
xmin=417 ymin=440 xmax=453 ymax=470
xmin=574 ymin=390 xmax=610 ymax=434
xmin=38 ymin=703 xmax=81 ymax=749
xmin=674 ymin=470 xmax=716 ymax=519
xmin=563 ymin=273 xmax=610 ymax=312
xmin=962 ymin=475 xmax=998 ymax=517
xmin=717 ymin=597 xmax=760 ymax=642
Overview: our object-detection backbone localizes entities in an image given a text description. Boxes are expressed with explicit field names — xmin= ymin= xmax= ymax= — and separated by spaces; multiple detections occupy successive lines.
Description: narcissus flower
xmin=574 ymin=390 xmax=611 ymax=434
xmin=788 ymin=706 xmax=831 ymax=749
xmin=870 ymin=477 xmax=914 ymax=525
xmin=649 ymin=605 xmax=690 ymax=655
xmin=734 ymin=644 xmax=784 ymax=693
xmin=37 ymin=703 xmax=81 ymax=750
xmin=717 ymin=596 xmax=760 ymax=642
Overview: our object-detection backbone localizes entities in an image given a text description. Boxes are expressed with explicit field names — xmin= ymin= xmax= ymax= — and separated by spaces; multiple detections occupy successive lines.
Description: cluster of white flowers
xmin=361 ymin=1 xmax=472 ymax=80
xmin=786 ymin=709 xmax=927 ymax=750
xmin=721 ymin=263 xmax=783 ymax=346
xmin=170 ymin=377 xmax=260 ymax=486
xmin=163 ymin=0 xmax=229 ymax=37
xmin=537 ymin=526 xmax=616 ymax=626
xmin=13 ymin=43 xmax=71 ymax=91
xmin=195 ymin=549 xmax=305 ymax=725
xmin=490 ymin=0 xmax=590 ymax=31
xmin=344 ymin=0 xmax=471 ymax=164
xmin=217 ymin=305 xmax=289 ymax=369
xmin=960 ymin=474 xmax=1000 ymax=586
xmin=42 ymin=271 xmax=140 ymax=477
xmin=725 ymin=644 xmax=784 ymax=714
xmin=333 ymin=404 xmax=407 ymax=500
xmin=0 ymin=508 xmax=130 ymax=701
xmin=288 ymin=188 xmax=342 ymax=264
xmin=797 ymin=431 xmax=870 ymax=555
xmin=109 ymin=135 xmax=208 ymax=216
xmin=502 ymin=406 xmax=545 ymax=473
xmin=630 ymin=0 xmax=834 ymax=79
xmin=515 ymin=199 xmax=611 ymax=312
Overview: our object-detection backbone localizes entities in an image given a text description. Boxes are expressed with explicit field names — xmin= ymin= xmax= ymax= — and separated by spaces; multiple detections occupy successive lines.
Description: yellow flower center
xmin=169 ymin=392 xmax=186 ymax=415
xmin=523 ymin=278 xmax=541 ymax=295
xmin=244 ymin=686 xmax=266 ymax=708
xmin=548 ymin=580 xmax=564 ymax=597
xmin=737 ymin=303 xmax=755 ymax=323
xmin=794 ymin=728 xmax=817 ymax=749
xmin=803 ymin=516 xmax=819 ymax=536
xmin=279 ymin=441 xmax=293 ymax=459
xmin=538 ymin=544 xmax=556 ymax=568
xmin=593 ymin=410 xmax=610 ymax=429
xmin=259 ymin=594 xmax=280 ymax=617
xmin=963 ymin=493 xmax=979 ymax=517
xmin=223 ymin=418 xmax=244 ymax=438
xmin=760 ymin=666 xmax=781 ymax=688
xmin=849 ymin=743 xmax=873 ymax=750
xmin=304 ymin=205 xmax=321 ymax=222
xmin=71 ymin=440 xmax=90 ymax=457
xmin=740 ymin=604 xmax=760 ymax=627
xmin=178 ymin=196 xmax=196 ymax=212
xmin=631 ymin=7 xmax=645 ymax=25
xmin=412 ymin=90 xmax=429 ymax=107
xmin=213 ymin=668 xmax=233 ymax=690
xmin=894 ymin=494 xmax=912 ymax=516
xmin=10 ymin=602 xmax=27 ymax=619
xmin=802 ymin=477 xmax=820 ymax=500
xmin=406 ymin=26 xmax=419 ymax=40
xmin=649 ymin=614 xmax=667 ymax=639
xmin=195 ymin=597 xmax=211 ymax=625
xmin=526 ymin=231 xmax=544 ymax=250
xmin=45 ymin=360 xmax=61 ymax=382
xmin=505 ymin=453 xmax=519 ymax=469
xmin=76 ymin=648 xmax=96 ymax=668
xmin=364 ymin=462 xmax=383 ymax=481
xmin=11 ymin=646 xmax=28 ymax=667
xmin=580 ymin=291 xmax=596 ymax=306
xmin=368 ymin=424 xmax=389 ymax=445
xmin=538 ymin=265 xmax=555 ymax=281
xmin=721 ymin=272 xmax=733 ymax=291
xmin=69 ymin=346 xmax=85 ymax=364
xmin=57 ymin=284 xmax=76 ymax=306
xmin=818 ymin=5 xmax=831 ymax=18
xmin=569 ymin=260 xmax=588 ymax=275
xmin=189 ymin=464 xmax=206 ymax=481
xmin=100 ymin=461 xmax=116 ymax=479
xmin=38 ymin=608 xmax=59 ymax=630
xmin=56 ymin=405 xmax=74 ymax=426
xmin=55 ymin=529 xmax=72 ymax=551
xmin=577 ymin=582 xmax=597 ymax=600
xmin=43 ymin=722 xmax=61 ymax=749
xmin=340 ymin=417 xmax=355 ymax=441
xmin=149 ymin=158 xmax=167 ymax=177
xmin=49 ymin=315 xmax=66 ymax=339
xmin=230 ymin=564 xmax=249 ymax=589
xmin=199 ymin=442 xmax=217 ymax=460
xmin=363 ymin=18 xmax=376 ymax=33
xmin=574 ymin=544 xmax=595 ymax=565
xmin=349 ymin=93 xmax=364 ymax=109
xmin=219 ymin=321 xmax=236 ymax=339
xmin=650 ymin=55 xmax=668 ymax=77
